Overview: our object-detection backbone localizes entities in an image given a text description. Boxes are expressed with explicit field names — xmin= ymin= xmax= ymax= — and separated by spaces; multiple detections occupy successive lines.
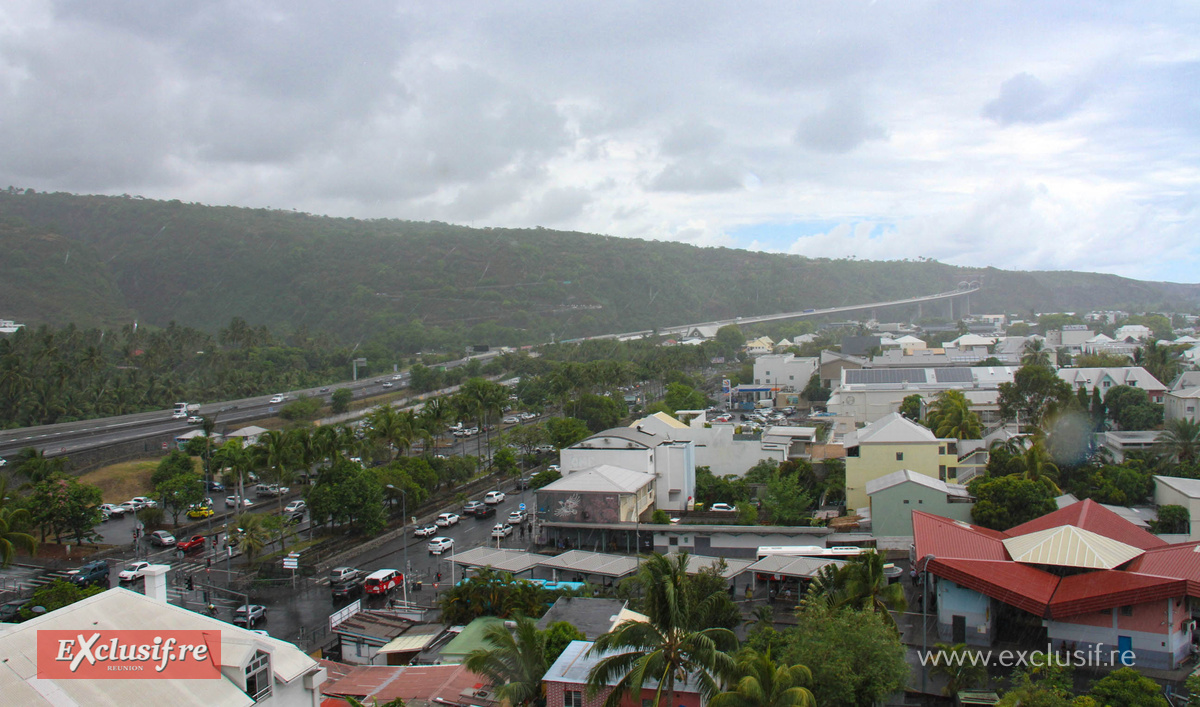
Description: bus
xmin=756 ymin=545 xmax=867 ymax=561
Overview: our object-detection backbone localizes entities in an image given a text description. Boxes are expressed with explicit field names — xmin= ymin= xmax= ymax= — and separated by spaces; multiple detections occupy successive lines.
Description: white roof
xmin=895 ymin=335 xmax=926 ymax=344
xmin=1057 ymin=367 xmax=1166 ymax=391
xmin=227 ymin=425 xmax=269 ymax=438
xmin=1003 ymin=525 xmax=1143 ymax=570
xmin=540 ymin=465 xmax=655 ymax=494
xmin=0 ymin=587 xmax=318 ymax=706
xmin=865 ymin=469 xmax=971 ymax=497
xmin=449 ymin=547 xmax=542 ymax=574
xmin=1155 ymin=475 xmax=1200 ymax=500
xmin=844 ymin=412 xmax=939 ymax=446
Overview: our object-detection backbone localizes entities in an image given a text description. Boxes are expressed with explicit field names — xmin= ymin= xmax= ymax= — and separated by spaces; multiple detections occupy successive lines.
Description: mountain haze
xmin=1 ymin=190 xmax=1196 ymax=344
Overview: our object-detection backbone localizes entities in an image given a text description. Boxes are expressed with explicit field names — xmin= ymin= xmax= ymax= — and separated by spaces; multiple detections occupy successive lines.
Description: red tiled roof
xmin=912 ymin=511 xmax=1010 ymax=565
xmin=1007 ymin=500 xmax=1166 ymax=550
xmin=1049 ymin=571 xmax=1185 ymax=617
xmin=1127 ymin=541 xmax=1200 ymax=594
xmin=323 ymin=663 xmax=488 ymax=704
xmin=928 ymin=558 xmax=1060 ymax=616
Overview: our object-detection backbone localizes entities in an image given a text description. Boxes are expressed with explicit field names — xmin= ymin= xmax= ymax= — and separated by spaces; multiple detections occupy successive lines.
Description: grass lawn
xmin=79 ymin=459 xmax=159 ymax=504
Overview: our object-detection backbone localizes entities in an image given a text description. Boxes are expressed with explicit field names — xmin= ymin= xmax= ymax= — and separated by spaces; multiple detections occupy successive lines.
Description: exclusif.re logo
xmin=37 ymin=630 xmax=222 ymax=679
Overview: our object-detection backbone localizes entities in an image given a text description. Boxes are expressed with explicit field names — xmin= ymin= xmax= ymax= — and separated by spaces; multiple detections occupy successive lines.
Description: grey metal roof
xmin=448 ymin=547 xmax=542 ymax=574
xmin=666 ymin=553 xmax=756 ymax=579
xmin=537 ymin=550 xmax=640 ymax=578
xmin=535 ymin=597 xmax=627 ymax=639
xmin=745 ymin=555 xmax=847 ymax=578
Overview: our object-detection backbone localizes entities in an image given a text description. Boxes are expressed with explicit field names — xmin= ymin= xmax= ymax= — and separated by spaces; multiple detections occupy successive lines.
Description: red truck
xmin=178 ymin=535 xmax=207 ymax=553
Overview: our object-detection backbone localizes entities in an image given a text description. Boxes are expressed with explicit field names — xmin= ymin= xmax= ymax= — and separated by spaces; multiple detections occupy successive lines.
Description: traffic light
xmin=187 ymin=576 xmax=194 ymax=591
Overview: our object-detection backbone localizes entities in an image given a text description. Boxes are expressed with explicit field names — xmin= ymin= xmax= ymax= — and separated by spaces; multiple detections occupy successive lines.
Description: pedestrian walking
xmin=783 ymin=587 xmax=792 ymax=603
xmin=910 ymin=568 xmax=918 ymax=587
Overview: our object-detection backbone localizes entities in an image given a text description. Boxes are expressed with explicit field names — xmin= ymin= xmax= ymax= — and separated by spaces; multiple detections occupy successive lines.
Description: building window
xmin=903 ymin=500 xmax=909 ymax=504
xmin=244 ymin=651 xmax=272 ymax=702
xmin=668 ymin=537 xmax=679 ymax=546
xmin=939 ymin=465 xmax=947 ymax=481
xmin=896 ymin=452 xmax=904 ymax=461
xmin=847 ymin=447 xmax=860 ymax=457
xmin=1121 ymin=605 xmax=1133 ymax=617
xmin=565 ymin=690 xmax=584 ymax=707
xmin=939 ymin=446 xmax=946 ymax=455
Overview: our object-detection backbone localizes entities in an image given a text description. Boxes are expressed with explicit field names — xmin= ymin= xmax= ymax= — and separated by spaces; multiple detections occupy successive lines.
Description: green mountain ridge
xmin=1 ymin=190 xmax=1197 ymax=343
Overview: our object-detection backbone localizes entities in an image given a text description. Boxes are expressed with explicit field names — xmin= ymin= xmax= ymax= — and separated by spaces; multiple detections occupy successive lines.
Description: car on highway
xmin=484 ymin=491 xmax=506 ymax=505
xmin=382 ymin=381 xmax=394 ymax=388
xmin=284 ymin=500 xmax=306 ymax=514
xmin=232 ymin=604 xmax=266 ymax=628
xmin=392 ymin=374 xmax=403 ymax=380
xmin=413 ymin=523 xmax=438 ymax=537
xmin=462 ymin=500 xmax=485 ymax=516
xmin=0 ymin=457 xmax=6 ymax=467
xmin=427 ymin=537 xmax=454 ymax=555
xmin=118 ymin=561 xmax=151 ymax=583
xmin=172 ymin=410 xmax=188 ymax=419
xmin=150 ymin=530 xmax=176 ymax=547
xmin=186 ymin=415 xmax=204 ymax=424
xmin=178 ymin=535 xmax=208 ymax=552
xmin=709 ymin=503 xmax=736 ymax=512
xmin=502 ymin=416 xmax=520 ymax=424
xmin=100 ymin=503 xmax=126 ymax=518
xmin=520 ymin=412 xmax=537 ymax=420
xmin=255 ymin=483 xmax=290 ymax=497
xmin=226 ymin=495 xmax=253 ymax=508
xmin=507 ymin=510 xmax=526 ymax=525
xmin=435 ymin=512 xmax=459 ymax=527
xmin=363 ymin=569 xmax=402 ymax=595
xmin=491 ymin=523 xmax=513 ymax=538
xmin=269 ymin=395 xmax=285 ymax=404
xmin=187 ymin=505 xmax=214 ymax=519
xmin=329 ymin=567 xmax=363 ymax=584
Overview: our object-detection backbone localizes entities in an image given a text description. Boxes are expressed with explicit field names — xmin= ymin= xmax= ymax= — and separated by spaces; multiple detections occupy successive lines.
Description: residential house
xmin=560 ymin=426 xmax=695 ymax=511
xmin=943 ymin=334 xmax=997 ymax=353
xmin=866 ymin=469 xmax=973 ymax=539
xmin=536 ymin=597 xmax=648 ymax=639
xmin=1057 ymin=367 xmax=1166 ymax=403
xmin=1164 ymin=388 xmax=1200 ymax=424
xmin=744 ymin=336 xmax=774 ymax=357
xmin=321 ymin=662 xmax=496 ymax=706
xmin=543 ymin=640 xmax=704 ymax=707
xmin=1114 ymin=324 xmax=1153 ymax=341
xmin=843 ymin=412 xmax=959 ymax=512
xmin=1154 ymin=476 xmax=1200 ymax=540
xmin=894 ymin=334 xmax=928 ymax=353
xmin=332 ymin=611 xmax=444 ymax=665
xmin=913 ymin=500 xmax=1198 ymax=669
xmin=535 ymin=464 xmax=656 ymax=523
xmin=227 ymin=425 xmax=269 ymax=447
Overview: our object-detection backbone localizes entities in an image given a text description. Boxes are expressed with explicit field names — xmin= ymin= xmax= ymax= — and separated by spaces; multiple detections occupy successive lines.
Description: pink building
xmin=544 ymin=640 xmax=704 ymax=707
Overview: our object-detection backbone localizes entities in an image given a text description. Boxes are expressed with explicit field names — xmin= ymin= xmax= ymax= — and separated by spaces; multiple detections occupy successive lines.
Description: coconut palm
xmin=925 ymin=390 xmax=982 ymax=440
xmin=710 ymin=649 xmax=815 ymax=707
xmin=1020 ymin=339 xmax=1051 ymax=367
xmin=800 ymin=552 xmax=906 ymax=628
xmin=587 ymin=553 xmax=736 ymax=707
xmin=464 ymin=614 xmax=548 ymax=707
xmin=232 ymin=512 xmax=271 ymax=564
xmin=1158 ymin=418 xmax=1200 ymax=464
xmin=1017 ymin=438 xmax=1062 ymax=494
xmin=0 ymin=479 xmax=36 ymax=568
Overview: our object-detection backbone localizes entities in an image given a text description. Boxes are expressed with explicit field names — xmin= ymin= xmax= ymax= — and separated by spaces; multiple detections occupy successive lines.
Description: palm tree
xmin=0 ymin=479 xmax=36 ymax=568
xmin=928 ymin=642 xmax=987 ymax=699
xmin=587 ymin=553 xmax=736 ymax=707
xmin=214 ymin=439 xmax=253 ymax=508
xmin=1017 ymin=438 xmax=1062 ymax=494
xmin=233 ymin=513 xmax=271 ymax=564
xmin=464 ymin=614 xmax=548 ymax=707
xmin=709 ymin=649 xmax=815 ymax=707
xmin=1158 ymin=418 xmax=1200 ymax=464
xmin=255 ymin=430 xmax=298 ymax=519
xmin=1020 ymin=339 xmax=1051 ymax=367
xmin=801 ymin=552 xmax=906 ymax=628
xmin=925 ymin=390 xmax=982 ymax=440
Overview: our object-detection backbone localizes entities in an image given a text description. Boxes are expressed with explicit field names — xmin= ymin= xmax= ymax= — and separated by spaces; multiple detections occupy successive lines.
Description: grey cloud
xmin=794 ymin=95 xmax=887 ymax=154
xmin=649 ymin=158 xmax=744 ymax=193
xmin=982 ymin=72 xmax=1091 ymax=125
xmin=660 ymin=121 xmax=724 ymax=157
xmin=526 ymin=187 xmax=591 ymax=226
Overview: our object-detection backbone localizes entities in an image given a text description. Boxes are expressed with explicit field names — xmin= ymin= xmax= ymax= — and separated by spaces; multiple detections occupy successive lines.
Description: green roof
xmin=438 ymin=616 xmax=505 ymax=663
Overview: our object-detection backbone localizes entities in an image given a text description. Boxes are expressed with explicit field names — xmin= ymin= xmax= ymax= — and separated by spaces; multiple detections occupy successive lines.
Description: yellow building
xmin=844 ymin=412 xmax=959 ymax=512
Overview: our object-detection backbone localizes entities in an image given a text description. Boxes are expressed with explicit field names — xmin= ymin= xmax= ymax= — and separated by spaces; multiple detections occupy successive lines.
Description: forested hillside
xmin=1 ymin=189 xmax=1197 ymax=349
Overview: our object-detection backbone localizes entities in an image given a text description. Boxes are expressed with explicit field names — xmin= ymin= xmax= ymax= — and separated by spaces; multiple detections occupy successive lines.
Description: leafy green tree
xmin=928 ymin=643 xmax=987 ymax=699
xmin=650 ymin=509 xmax=670 ymax=524
xmin=306 ymin=459 xmax=386 ymax=535
xmin=664 ymin=382 xmax=706 ymax=413
xmin=465 ymin=615 xmax=549 ymax=707
xmin=29 ymin=474 xmax=103 ymax=544
xmin=763 ymin=473 xmax=813 ymax=526
xmin=1087 ymin=667 xmax=1169 ymax=706
xmin=440 ymin=569 xmax=578 ymax=624
xmin=802 ymin=373 xmax=831 ymax=404
xmin=802 ymin=553 xmax=906 ymax=627
xmin=1104 ymin=385 xmax=1163 ymax=431
xmin=542 ymin=621 xmax=586 ymax=664
xmin=546 ymin=417 xmax=591 ymax=450
xmin=528 ymin=468 xmax=562 ymax=490
xmin=969 ymin=475 xmax=1057 ymax=531
xmin=996 ymin=650 xmax=1077 ymax=707
xmin=587 ymin=553 xmax=737 ymax=707
xmin=151 ymin=449 xmax=195 ymax=487
xmin=1152 ymin=505 xmax=1189 ymax=534
xmin=710 ymin=649 xmax=815 ymax=707
xmin=781 ymin=603 xmax=909 ymax=707
xmin=279 ymin=396 xmax=322 ymax=420
xmin=493 ymin=447 xmax=519 ymax=481
xmin=0 ymin=480 xmax=36 ymax=567
xmin=330 ymin=388 xmax=353 ymax=414
xmin=573 ymin=393 xmax=624 ymax=432
xmin=156 ymin=471 xmax=205 ymax=526
xmin=899 ymin=393 xmax=923 ymax=421
xmin=998 ymin=363 xmax=1074 ymax=429
xmin=17 ymin=579 xmax=105 ymax=620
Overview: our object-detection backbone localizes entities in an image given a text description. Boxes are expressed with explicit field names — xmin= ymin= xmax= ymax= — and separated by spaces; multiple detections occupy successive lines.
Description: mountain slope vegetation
xmin=1 ymin=189 xmax=1196 ymax=346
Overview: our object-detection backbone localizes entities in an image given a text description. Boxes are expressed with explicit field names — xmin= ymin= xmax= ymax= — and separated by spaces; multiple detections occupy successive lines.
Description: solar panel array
xmin=845 ymin=369 xmax=927 ymax=385
xmin=934 ymin=368 xmax=975 ymax=383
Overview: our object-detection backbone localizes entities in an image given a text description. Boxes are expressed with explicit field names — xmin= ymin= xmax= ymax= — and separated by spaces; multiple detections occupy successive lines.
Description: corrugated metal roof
xmin=538 ymin=465 xmax=655 ymax=494
xmin=1127 ymin=541 xmax=1200 ymax=593
xmin=666 ymin=553 xmax=755 ymax=579
xmin=928 ymin=558 xmax=1060 ymax=616
xmin=1007 ymin=499 xmax=1167 ymax=550
xmin=1003 ymin=525 xmax=1144 ymax=570
xmin=1049 ymin=572 xmax=1185 ymax=618
xmin=449 ymin=547 xmax=542 ymax=574
xmin=537 ymin=550 xmax=640 ymax=578
xmin=377 ymin=632 xmax=440 ymax=654
xmin=745 ymin=555 xmax=848 ymax=578
xmin=912 ymin=511 xmax=1010 ymax=564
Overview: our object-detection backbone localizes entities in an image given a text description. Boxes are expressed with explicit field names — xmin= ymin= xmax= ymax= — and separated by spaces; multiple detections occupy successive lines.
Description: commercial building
xmin=560 ymin=427 xmax=695 ymax=511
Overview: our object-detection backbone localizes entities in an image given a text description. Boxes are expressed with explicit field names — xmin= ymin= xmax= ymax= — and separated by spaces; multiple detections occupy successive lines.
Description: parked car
xmin=119 ymin=501 xmax=141 ymax=514
xmin=462 ymin=500 xmax=485 ymax=516
xmin=427 ymin=537 xmax=454 ymax=555
xmin=255 ymin=483 xmax=289 ymax=497
xmin=484 ymin=491 xmax=506 ymax=505
xmin=331 ymin=579 xmax=363 ymax=601
xmin=226 ymin=496 xmax=253 ymax=508
xmin=100 ymin=503 xmax=126 ymax=518
xmin=70 ymin=560 xmax=109 ymax=587
xmin=491 ymin=523 xmax=513 ymax=539
xmin=133 ymin=496 xmax=158 ymax=508
xmin=178 ymin=535 xmax=208 ymax=553
xmin=520 ymin=412 xmax=537 ymax=420
xmin=207 ymin=480 xmax=225 ymax=492
xmin=709 ymin=503 xmax=736 ymax=512
xmin=232 ymin=604 xmax=266 ymax=628
xmin=0 ymin=599 xmax=27 ymax=622
xmin=284 ymin=500 xmax=306 ymax=514
xmin=187 ymin=505 xmax=214 ymax=519
xmin=435 ymin=512 xmax=459 ymax=527
xmin=473 ymin=505 xmax=496 ymax=519
xmin=507 ymin=510 xmax=526 ymax=525
xmin=547 ymin=465 xmax=560 ymax=473
xmin=363 ymin=569 xmax=403 ymax=595
xmin=150 ymin=530 xmax=176 ymax=547
xmin=329 ymin=567 xmax=363 ymax=585
xmin=515 ymin=477 xmax=531 ymax=491
xmin=413 ymin=524 xmax=438 ymax=537
xmin=118 ymin=561 xmax=151 ymax=582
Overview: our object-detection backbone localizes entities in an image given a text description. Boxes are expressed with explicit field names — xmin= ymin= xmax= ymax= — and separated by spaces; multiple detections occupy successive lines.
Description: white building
xmin=827 ymin=366 xmax=1017 ymax=426
xmin=752 ymin=354 xmax=818 ymax=391
xmin=560 ymin=427 xmax=696 ymax=511
xmin=1114 ymin=324 xmax=1153 ymax=341
xmin=1056 ymin=367 xmax=1166 ymax=403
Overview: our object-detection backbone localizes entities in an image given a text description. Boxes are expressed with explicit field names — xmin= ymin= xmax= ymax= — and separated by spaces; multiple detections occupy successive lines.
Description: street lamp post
xmin=921 ymin=554 xmax=935 ymax=695
xmin=387 ymin=484 xmax=409 ymax=608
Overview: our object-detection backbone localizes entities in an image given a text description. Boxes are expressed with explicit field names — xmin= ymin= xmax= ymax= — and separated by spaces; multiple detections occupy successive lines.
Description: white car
xmin=491 ymin=523 xmax=513 ymax=538
xmin=130 ymin=497 xmax=157 ymax=509
xmin=520 ymin=412 xmax=537 ymax=420
xmin=118 ymin=561 xmax=150 ymax=582
xmin=547 ymin=465 xmax=560 ymax=473
xmin=709 ymin=503 xmax=736 ymax=512
xmin=427 ymin=537 xmax=454 ymax=555
xmin=100 ymin=503 xmax=126 ymax=518
xmin=187 ymin=415 xmax=204 ymax=424
xmin=392 ymin=374 xmax=403 ymax=380
xmin=226 ymin=496 xmax=253 ymax=508
xmin=171 ymin=410 xmax=188 ymax=419
xmin=269 ymin=395 xmax=284 ymax=404
xmin=484 ymin=491 xmax=505 ymax=505
xmin=507 ymin=510 xmax=526 ymax=525
xmin=382 ymin=382 xmax=394 ymax=388
xmin=284 ymin=500 xmax=306 ymax=514
xmin=502 ymin=416 xmax=520 ymax=424
xmin=413 ymin=524 xmax=438 ymax=537
xmin=435 ymin=513 xmax=460 ymax=527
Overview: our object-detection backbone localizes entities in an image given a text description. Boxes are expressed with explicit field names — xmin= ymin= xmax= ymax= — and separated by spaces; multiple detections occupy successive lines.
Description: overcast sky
xmin=2 ymin=2 xmax=1197 ymax=282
